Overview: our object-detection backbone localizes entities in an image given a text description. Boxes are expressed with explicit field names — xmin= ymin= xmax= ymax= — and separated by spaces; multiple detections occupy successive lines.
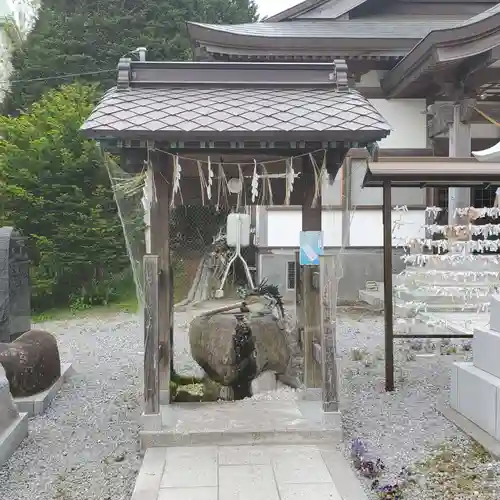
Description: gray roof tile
xmin=81 ymin=86 xmax=390 ymax=140
xmin=189 ymin=17 xmax=470 ymax=40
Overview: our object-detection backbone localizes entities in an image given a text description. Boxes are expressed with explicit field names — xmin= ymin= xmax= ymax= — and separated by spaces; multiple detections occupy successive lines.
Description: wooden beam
xmin=319 ymin=255 xmax=339 ymax=413
xmin=150 ymin=152 xmax=173 ymax=404
xmin=143 ymin=254 xmax=160 ymax=415
xmin=295 ymin=250 xmax=304 ymax=357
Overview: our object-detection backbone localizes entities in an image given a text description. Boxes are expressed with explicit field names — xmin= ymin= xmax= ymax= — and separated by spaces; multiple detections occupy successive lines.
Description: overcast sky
xmin=256 ymin=0 xmax=302 ymax=19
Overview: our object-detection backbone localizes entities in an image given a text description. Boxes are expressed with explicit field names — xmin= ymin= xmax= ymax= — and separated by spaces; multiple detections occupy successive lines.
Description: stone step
xmin=141 ymin=400 xmax=342 ymax=450
xmin=451 ymin=362 xmax=500 ymax=442
xmin=140 ymin=428 xmax=343 ymax=448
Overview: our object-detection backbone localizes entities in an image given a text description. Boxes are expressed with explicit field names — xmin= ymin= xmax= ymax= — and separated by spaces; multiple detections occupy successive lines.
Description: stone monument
xmin=451 ymin=294 xmax=500 ymax=441
xmin=0 ymin=364 xmax=28 ymax=466
xmin=0 ymin=227 xmax=31 ymax=343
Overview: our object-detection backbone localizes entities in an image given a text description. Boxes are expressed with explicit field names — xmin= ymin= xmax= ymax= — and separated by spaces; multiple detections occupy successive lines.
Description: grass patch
xmin=32 ymin=256 xmax=202 ymax=323
xmin=404 ymin=438 xmax=498 ymax=499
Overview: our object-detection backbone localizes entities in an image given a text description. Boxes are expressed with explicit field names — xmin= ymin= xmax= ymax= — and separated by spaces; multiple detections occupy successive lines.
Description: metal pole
xmin=383 ymin=180 xmax=394 ymax=392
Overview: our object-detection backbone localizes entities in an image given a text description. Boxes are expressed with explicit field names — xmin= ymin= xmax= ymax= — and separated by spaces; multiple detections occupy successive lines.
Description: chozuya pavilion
xmin=80 ymin=0 xmax=500 ymax=481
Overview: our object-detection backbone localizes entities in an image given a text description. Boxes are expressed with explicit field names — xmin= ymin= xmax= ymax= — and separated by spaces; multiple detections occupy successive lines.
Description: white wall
xmin=266 ymin=209 xmax=343 ymax=247
xmin=369 ymin=98 xmax=428 ymax=149
xmin=264 ymin=209 xmax=425 ymax=248
xmin=349 ymin=210 xmax=426 ymax=247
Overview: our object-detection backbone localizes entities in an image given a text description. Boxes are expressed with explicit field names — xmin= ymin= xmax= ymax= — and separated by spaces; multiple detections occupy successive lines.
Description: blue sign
xmin=300 ymin=231 xmax=324 ymax=265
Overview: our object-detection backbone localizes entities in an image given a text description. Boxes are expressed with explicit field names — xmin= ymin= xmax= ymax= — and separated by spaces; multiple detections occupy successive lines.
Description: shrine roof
xmin=186 ymin=18 xmax=466 ymax=58
xmin=81 ymin=60 xmax=390 ymax=145
xmin=382 ymin=3 xmax=500 ymax=98
xmin=363 ymin=157 xmax=500 ymax=187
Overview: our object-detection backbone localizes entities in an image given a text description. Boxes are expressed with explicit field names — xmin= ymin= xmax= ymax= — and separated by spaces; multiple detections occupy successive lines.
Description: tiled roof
xmin=188 ymin=17 xmax=470 ymax=40
xmin=81 ymin=86 xmax=390 ymax=141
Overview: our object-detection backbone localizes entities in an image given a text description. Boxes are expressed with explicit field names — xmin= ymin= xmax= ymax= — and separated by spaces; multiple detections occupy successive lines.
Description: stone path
xmin=131 ymin=444 xmax=368 ymax=500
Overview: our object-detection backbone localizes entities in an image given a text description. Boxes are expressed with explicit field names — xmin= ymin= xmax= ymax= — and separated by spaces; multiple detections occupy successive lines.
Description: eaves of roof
xmin=186 ymin=18 xmax=465 ymax=56
xmin=381 ymin=3 xmax=500 ymax=98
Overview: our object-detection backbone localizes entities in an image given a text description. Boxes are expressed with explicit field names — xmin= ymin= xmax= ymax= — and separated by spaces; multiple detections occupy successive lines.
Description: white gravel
xmin=335 ymin=307 xmax=498 ymax=499
xmin=0 ymin=304 xmax=211 ymax=500
xmin=0 ymin=302 xmax=495 ymax=500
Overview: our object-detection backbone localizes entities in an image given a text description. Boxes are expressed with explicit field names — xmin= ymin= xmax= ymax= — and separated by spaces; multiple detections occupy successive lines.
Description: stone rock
xmin=189 ymin=310 xmax=290 ymax=394
xmin=0 ymin=365 xmax=19 ymax=431
xmin=0 ymin=329 xmax=61 ymax=397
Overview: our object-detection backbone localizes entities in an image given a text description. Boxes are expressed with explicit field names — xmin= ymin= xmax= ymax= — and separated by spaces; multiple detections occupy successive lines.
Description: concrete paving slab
xmin=158 ymin=487 xmax=218 ymax=500
xmin=132 ymin=443 xmax=365 ymax=500
xmin=271 ymin=446 xmax=332 ymax=485
xmin=279 ymin=483 xmax=342 ymax=500
xmin=161 ymin=446 xmax=217 ymax=488
xmin=219 ymin=464 xmax=279 ymax=500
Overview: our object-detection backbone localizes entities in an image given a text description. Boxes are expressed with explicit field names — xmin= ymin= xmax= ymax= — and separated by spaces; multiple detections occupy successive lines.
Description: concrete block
xmin=490 ymin=294 xmax=500 ymax=332
xmin=450 ymin=363 xmax=458 ymax=411
xmin=142 ymin=413 xmax=162 ymax=432
xmin=14 ymin=363 xmax=73 ymax=417
xmin=453 ymin=362 xmax=500 ymax=437
xmin=0 ymin=413 xmax=28 ymax=467
xmin=473 ymin=327 xmax=500 ymax=378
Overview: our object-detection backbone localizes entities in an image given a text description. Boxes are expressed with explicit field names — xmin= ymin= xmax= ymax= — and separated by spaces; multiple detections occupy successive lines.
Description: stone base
xmin=474 ymin=327 xmax=500 ymax=378
xmin=0 ymin=413 xmax=28 ymax=467
xmin=140 ymin=399 xmax=342 ymax=450
xmin=439 ymin=403 xmax=500 ymax=459
xmin=14 ymin=363 xmax=74 ymax=417
xmin=451 ymin=362 xmax=500 ymax=440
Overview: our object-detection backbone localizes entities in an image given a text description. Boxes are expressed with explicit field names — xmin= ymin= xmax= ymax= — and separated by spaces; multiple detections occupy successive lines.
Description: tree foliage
xmin=3 ymin=0 xmax=258 ymax=113
xmin=0 ymin=0 xmax=257 ymax=311
xmin=0 ymin=83 xmax=128 ymax=310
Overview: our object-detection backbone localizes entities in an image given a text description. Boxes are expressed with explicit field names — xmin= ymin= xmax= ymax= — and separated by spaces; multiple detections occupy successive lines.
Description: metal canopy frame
xmin=363 ymin=157 xmax=500 ymax=391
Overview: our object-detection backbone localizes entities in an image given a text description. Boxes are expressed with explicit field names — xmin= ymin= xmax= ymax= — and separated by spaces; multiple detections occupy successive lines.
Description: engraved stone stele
xmin=0 ymin=329 xmax=61 ymax=397
xmin=0 ymin=227 xmax=31 ymax=343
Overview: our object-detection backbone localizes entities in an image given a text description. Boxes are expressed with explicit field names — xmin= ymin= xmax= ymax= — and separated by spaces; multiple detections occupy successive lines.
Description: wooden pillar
xmin=448 ymin=102 xmax=472 ymax=226
xmin=383 ymin=180 xmax=394 ymax=392
xmin=319 ymin=255 xmax=339 ymax=412
xmin=301 ymin=154 xmax=322 ymax=388
xmin=150 ymin=152 xmax=172 ymax=404
xmin=143 ymin=255 xmax=160 ymax=415
xmin=295 ymin=250 xmax=304 ymax=356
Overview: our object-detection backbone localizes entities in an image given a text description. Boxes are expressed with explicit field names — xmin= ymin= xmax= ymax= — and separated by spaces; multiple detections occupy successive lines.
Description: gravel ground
xmin=0 ymin=302 xmax=498 ymax=500
xmin=336 ymin=307 xmax=500 ymax=499
xmin=0 ymin=302 xmax=220 ymax=500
